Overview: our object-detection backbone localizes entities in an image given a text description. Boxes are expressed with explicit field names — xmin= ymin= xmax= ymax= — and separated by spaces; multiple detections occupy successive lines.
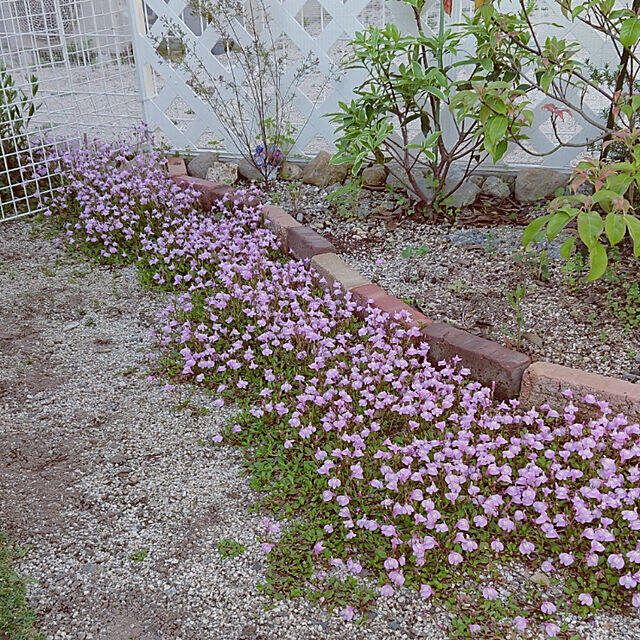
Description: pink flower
xmin=482 ymin=586 xmax=498 ymax=601
xmin=541 ymin=601 xmax=556 ymax=615
xmin=380 ymin=583 xmax=394 ymax=597
xmin=545 ymin=622 xmax=561 ymax=637
xmin=420 ymin=584 xmax=434 ymax=599
xmin=632 ymin=593 xmax=640 ymax=608
xmin=519 ymin=540 xmax=535 ymax=555
xmin=608 ymin=553 xmax=625 ymax=570
xmin=341 ymin=606 xmax=354 ymax=621
xmin=448 ymin=551 xmax=463 ymax=565
xmin=578 ymin=593 xmax=593 ymax=606
xmin=514 ymin=616 xmax=527 ymax=631
xmin=558 ymin=552 xmax=574 ymax=566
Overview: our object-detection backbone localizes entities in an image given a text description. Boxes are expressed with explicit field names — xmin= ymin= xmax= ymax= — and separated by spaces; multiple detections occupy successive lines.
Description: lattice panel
xmin=129 ymin=0 xmax=616 ymax=167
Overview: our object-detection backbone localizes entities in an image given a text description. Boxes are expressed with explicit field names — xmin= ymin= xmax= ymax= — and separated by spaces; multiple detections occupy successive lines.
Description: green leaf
xmin=546 ymin=211 xmax=572 ymax=240
xmin=585 ymin=241 xmax=608 ymax=281
xmin=522 ymin=215 xmax=551 ymax=247
xmin=486 ymin=115 xmax=508 ymax=143
xmin=604 ymin=212 xmax=626 ymax=246
xmin=620 ymin=17 xmax=640 ymax=48
xmin=559 ymin=236 xmax=575 ymax=259
xmin=625 ymin=214 xmax=640 ymax=257
xmin=577 ymin=210 xmax=604 ymax=248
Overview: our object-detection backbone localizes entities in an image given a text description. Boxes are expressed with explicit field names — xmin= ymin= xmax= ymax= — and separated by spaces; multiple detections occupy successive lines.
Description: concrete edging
xmin=172 ymin=172 xmax=640 ymax=416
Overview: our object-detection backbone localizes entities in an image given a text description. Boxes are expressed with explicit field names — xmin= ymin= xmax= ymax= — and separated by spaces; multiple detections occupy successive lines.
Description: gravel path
xmin=0 ymin=220 xmax=449 ymax=640
xmin=2 ymin=219 xmax=639 ymax=640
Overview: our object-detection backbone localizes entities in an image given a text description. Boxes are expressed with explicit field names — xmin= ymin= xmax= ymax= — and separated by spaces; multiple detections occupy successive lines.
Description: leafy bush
xmin=469 ymin=0 xmax=640 ymax=277
xmin=154 ymin=0 xmax=322 ymax=183
xmin=0 ymin=67 xmax=39 ymax=217
xmin=329 ymin=0 xmax=531 ymax=210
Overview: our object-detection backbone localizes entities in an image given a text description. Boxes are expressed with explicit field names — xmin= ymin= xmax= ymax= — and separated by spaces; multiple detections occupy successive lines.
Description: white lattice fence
xmin=0 ymin=0 xmax=142 ymax=221
xmin=0 ymin=0 xmax=623 ymax=222
xmin=129 ymin=0 xmax=616 ymax=167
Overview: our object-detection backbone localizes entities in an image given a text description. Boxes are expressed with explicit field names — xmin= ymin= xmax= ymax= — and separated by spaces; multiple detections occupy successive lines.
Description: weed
xmin=129 ymin=548 xmax=148 ymax=563
xmin=217 ymin=539 xmax=246 ymax=558
xmin=0 ymin=532 xmax=43 ymax=640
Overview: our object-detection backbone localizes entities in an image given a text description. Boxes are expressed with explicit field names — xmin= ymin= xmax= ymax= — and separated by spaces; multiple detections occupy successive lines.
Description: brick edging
xmin=171 ymin=171 xmax=640 ymax=417
xmin=262 ymin=204 xmax=530 ymax=399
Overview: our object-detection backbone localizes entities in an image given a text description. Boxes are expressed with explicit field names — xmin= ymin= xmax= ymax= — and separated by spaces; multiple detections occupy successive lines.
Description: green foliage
xmin=217 ymin=539 xmax=246 ymax=558
xmin=523 ymin=141 xmax=640 ymax=280
xmin=400 ymin=244 xmax=429 ymax=259
xmin=0 ymin=533 xmax=43 ymax=640
xmin=328 ymin=3 xmax=530 ymax=209
xmin=129 ymin=548 xmax=149 ymax=563
xmin=324 ymin=179 xmax=364 ymax=218
xmin=471 ymin=0 xmax=640 ymax=279
xmin=0 ymin=67 xmax=40 ymax=217
xmin=503 ymin=284 xmax=527 ymax=348
xmin=606 ymin=268 xmax=640 ymax=330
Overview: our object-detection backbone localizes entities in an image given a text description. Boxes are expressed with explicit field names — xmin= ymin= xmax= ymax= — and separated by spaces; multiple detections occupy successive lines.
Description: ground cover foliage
xmin=41 ymin=136 xmax=640 ymax=638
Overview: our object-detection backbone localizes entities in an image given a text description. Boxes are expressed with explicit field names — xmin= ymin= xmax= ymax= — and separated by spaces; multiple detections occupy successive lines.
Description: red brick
xmin=422 ymin=322 xmax=531 ymax=399
xmin=167 ymin=157 xmax=187 ymax=177
xmin=520 ymin=361 xmax=640 ymax=421
xmin=262 ymin=205 xmax=301 ymax=250
xmin=287 ymin=226 xmax=335 ymax=260
xmin=351 ymin=284 xmax=432 ymax=330
xmin=171 ymin=175 xmax=232 ymax=209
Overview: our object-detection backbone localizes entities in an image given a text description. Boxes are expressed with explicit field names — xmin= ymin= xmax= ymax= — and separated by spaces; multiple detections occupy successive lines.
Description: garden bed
xmin=263 ymin=180 xmax=640 ymax=382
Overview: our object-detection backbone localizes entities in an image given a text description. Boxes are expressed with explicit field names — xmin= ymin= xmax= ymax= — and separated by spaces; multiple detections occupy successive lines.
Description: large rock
xmin=387 ymin=165 xmax=434 ymax=201
xmin=444 ymin=174 xmax=480 ymax=209
xmin=237 ymin=159 xmax=263 ymax=182
xmin=206 ymin=161 xmax=238 ymax=184
xmin=515 ymin=168 xmax=569 ymax=202
xmin=187 ymin=152 xmax=219 ymax=179
xmin=362 ymin=165 xmax=387 ymax=187
xmin=386 ymin=164 xmax=410 ymax=191
xmin=481 ymin=175 xmax=511 ymax=199
xmin=301 ymin=151 xmax=347 ymax=187
xmin=279 ymin=161 xmax=302 ymax=181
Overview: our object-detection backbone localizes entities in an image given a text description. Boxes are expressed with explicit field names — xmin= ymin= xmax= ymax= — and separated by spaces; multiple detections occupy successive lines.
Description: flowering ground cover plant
xmin=42 ymin=137 xmax=640 ymax=638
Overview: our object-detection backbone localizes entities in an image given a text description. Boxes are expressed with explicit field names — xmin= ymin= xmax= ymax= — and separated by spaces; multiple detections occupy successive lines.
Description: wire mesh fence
xmin=0 ymin=0 xmax=142 ymax=221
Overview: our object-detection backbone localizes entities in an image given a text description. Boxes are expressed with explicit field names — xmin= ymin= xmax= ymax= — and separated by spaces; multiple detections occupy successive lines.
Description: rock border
xmin=169 ymin=169 xmax=640 ymax=419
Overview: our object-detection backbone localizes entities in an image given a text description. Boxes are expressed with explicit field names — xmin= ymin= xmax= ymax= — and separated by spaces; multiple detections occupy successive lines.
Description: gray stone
xmin=187 ymin=152 xmax=220 ymax=179
xmin=469 ymin=174 xmax=485 ymax=187
xmin=444 ymin=175 xmax=480 ymax=209
xmin=388 ymin=168 xmax=434 ymax=202
xmin=301 ymin=151 xmax=347 ymax=187
xmin=205 ymin=162 xmax=238 ymax=185
xmin=530 ymin=571 xmax=551 ymax=588
xmin=361 ymin=165 xmax=387 ymax=187
xmin=278 ymin=161 xmax=302 ymax=181
xmin=515 ymin=168 xmax=569 ymax=202
xmin=531 ymin=236 xmax=565 ymax=260
xmin=481 ymin=175 xmax=511 ymax=199
xmin=237 ymin=159 xmax=263 ymax=183
xmin=386 ymin=164 xmax=409 ymax=191
xmin=447 ymin=229 xmax=489 ymax=249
